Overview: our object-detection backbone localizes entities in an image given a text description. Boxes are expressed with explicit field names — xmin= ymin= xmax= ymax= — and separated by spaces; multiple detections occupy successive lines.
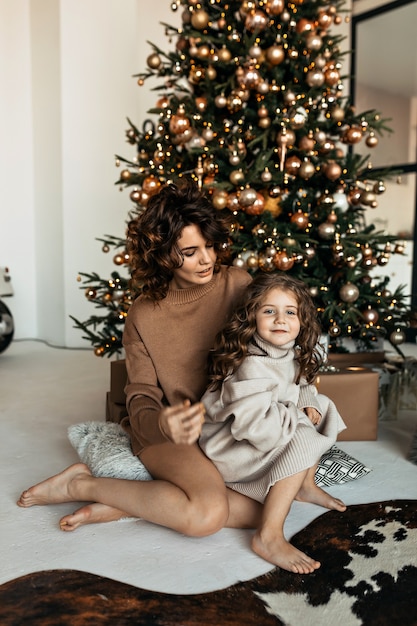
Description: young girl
xmin=199 ymin=273 xmax=347 ymax=574
xmin=18 ymin=182 xmax=262 ymax=536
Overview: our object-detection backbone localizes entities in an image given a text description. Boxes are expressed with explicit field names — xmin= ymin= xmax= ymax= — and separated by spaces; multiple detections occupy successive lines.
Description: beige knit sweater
xmin=199 ymin=334 xmax=346 ymax=503
xmin=121 ymin=265 xmax=252 ymax=455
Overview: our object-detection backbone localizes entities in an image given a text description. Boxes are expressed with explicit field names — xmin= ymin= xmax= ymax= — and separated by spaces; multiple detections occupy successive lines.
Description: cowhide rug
xmin=1 ymin=500 xmax=416 ymax=626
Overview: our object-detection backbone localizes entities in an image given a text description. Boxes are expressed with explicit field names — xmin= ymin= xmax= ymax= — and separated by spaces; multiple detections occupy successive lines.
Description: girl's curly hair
xmin=126 ymin=182 xmax=232 ymax=300
xmin=207 ymin=273 xmax=323 ymax=389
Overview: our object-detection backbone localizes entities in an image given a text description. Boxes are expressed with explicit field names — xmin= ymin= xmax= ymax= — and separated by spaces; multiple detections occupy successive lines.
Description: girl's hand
xmin=158 ymin=400 xmax=206 ymax=445
xmin=304 ymin=406 xmax=322 ymax=426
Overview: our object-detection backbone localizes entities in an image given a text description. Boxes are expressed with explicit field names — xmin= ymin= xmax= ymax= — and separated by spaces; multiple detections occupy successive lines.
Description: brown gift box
xmin=327 ymin=351 xmax=385 ymax=369
xmin=315 ymin=367 xmax=379 ymax=441
xmin=110 ymin=359 xmax=128 ymax=404
xmin=106 ymin=392 xmax=128 ymax=424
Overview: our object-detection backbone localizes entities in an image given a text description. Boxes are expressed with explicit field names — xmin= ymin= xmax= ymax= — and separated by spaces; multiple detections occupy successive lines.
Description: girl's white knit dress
xmin=199 ymin=334 xmax=346 ymax=503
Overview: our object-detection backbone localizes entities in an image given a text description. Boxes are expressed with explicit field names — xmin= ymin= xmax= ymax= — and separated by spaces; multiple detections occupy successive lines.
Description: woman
xmin=17 ymin=182 xmax=262 ymax=537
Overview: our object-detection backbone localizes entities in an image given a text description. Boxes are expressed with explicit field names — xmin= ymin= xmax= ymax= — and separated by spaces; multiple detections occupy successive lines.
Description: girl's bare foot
xmin=252 ymin=531 xmax=320 ymax=574
xmin=60 ymin=503 xmax=129 ymax=532
xmin=296 ymin=482 xmax=346 ymax=512
xmin=17 ymin=463 xmax=91 ymax=508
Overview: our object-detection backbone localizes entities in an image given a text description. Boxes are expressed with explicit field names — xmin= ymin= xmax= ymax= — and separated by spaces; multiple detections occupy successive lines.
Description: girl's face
xmin=255 ymin=287 xmax=300 ymax=347
xmin=170 ymin=224 xmax=217 ymax=290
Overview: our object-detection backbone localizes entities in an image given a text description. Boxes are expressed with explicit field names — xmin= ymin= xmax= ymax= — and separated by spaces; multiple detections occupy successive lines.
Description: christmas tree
xmin=71 ymin=0 xmax=411 ymax=358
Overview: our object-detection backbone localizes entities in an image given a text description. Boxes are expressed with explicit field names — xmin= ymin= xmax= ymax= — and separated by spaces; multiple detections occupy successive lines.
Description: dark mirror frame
xmin=351 ymin=0 xmax=417 ymax=310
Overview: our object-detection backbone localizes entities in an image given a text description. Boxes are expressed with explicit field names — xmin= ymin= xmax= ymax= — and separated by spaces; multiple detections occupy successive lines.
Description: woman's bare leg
xmin=17 ymin=444 xmax=261 ymax=536
xmin=252 ymin=470 xmax=321 ymax=574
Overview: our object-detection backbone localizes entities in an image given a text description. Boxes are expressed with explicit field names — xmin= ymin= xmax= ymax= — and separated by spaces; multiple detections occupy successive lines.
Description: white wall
xmin=0 ymin=0 xmax=178 ymax=346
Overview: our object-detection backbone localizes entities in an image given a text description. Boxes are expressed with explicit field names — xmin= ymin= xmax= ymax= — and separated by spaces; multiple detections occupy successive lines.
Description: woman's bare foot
xmin=296 ymin=482 xmax=346 ymax=512
xmin=60 ymin=503 xmax=129 ymax=532
xmin=252 ymin=531 xmax=320 ymax=574
xmin=17 ymin=463 xmax=91 ymax=508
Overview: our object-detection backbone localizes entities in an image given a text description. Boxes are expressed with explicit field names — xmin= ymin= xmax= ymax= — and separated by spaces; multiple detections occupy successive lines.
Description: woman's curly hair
xmin=127 ymin=182 xmax=232 ymax=300
xmin=207 ymin=273 xmax=324 ymax=389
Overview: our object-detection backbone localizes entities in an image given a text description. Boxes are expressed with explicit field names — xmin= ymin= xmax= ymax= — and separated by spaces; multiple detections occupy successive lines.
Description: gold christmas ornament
xmin=390 ymin=329 xmax=406 ymax=345
xmin=191 ymin=9 xmax=210 ymax=30
xmin=147 ymin=53 xmax=162 ymax=69
xmin=298 ymin=160 xmax=315 ymax=180
xmin=212 ymin=190 xmax=228 ymax=210
xmin=339 ymin=282 xmax=360 ymax=303
xmin=266 ymin=44 xmax=285 ymax=66
xmin=246 ymin=253 xmax=259 ymax=269
xmin=317 ymin=221 xmax=336 ymax=239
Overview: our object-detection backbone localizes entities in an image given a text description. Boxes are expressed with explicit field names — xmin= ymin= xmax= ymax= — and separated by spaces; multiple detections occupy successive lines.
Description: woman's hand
xmin=304 ymin=406 xmax=322 ymax=426
xmin=158 ymin=400 xmax=206 ymax=445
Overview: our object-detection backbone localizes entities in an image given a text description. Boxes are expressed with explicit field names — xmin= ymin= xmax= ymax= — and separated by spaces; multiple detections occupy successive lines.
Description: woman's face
xmin=255 ymin=287 xmax=301 ymax=347
xmin=170 ymin=224 xmax=217 ymax=289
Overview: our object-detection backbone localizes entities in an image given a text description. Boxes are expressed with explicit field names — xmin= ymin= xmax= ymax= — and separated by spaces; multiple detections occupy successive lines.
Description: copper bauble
xmin=285 ymin=155 xmax=302 ymax=175
xmin=298 ymin=135 xmax=315 ymax=151
xmin=195 ymin=96 xmax=208 ymax=112
xmin=265 ymin=0 xmax=284 ymax=15
xmin=324 ymin=68 xmax=340 ymax=86
xmin=233 ymin=255 xmax=246 ymax=269
xmin=85 ymin=288 xmax=97 ymax=300
xmin=245 ymin=192 xmax=265 ymax=215
xmin=215 ymin=94 xmax=227 ymax=108
xmin=227 ymin=192 xmax=241 ymax=212
xmin=347 ymin=188 xmax=362 ymax=206
xmin=142 ymin=174 xmax=161 ymax=196
xmin=130 ymin=189 xmax=141 ymax=203
xmin=305 ymin=34 xmax=323 ymax=51
xmin=344 ymin=126 xmax=363 ymax=144
xmin=258 ymin=252 xmax=275 ymax=272
xmin=366 ymin=134 xmax=379 ymax=148
xmin=273 ymin=250 xmax=295 ymax=271
xmin=296 ymin=18 xmax=314 ymax=33
xmin=339 ymin=282 xmax=359 ymax=303
xmin=328 ymin=323 xmax=342 ymax=337
xmin=245 ymin=10 xmax=268 ymax=32
xmin=291 ymin=210 xmax=309 ymax=229
xmin=362 ymin=308 xmax=379 ymax=324
xmin=324 ymin=161 xmax=342 ymax=181
xmin=318 ymin=221 xmax=336 ymax=239
xmin=169 ymin=112 xmax=190 ymax=135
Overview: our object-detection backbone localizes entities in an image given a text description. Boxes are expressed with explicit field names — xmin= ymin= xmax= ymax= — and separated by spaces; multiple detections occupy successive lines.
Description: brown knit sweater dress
xmin=121 ymin=265 xmax=252 ymax=456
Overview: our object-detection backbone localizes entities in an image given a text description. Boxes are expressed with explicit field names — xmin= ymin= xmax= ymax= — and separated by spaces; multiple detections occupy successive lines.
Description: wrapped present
xmin=110 ymin=359 xmax=127 ymax=404
xmin=315 ymin=366 xmax=379 ymax=441
xmin=106 ymin=391 xmax=128 ymax=424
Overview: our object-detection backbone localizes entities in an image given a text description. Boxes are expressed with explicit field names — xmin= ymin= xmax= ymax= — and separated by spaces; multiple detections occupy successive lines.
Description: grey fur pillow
xmin=68 ymin=421 xmax=370 ymax=487
xmin=68 ymin=421 xmax=152 ymax=481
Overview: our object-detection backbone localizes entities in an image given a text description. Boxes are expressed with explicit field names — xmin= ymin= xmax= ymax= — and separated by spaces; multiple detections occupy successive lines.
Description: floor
xmin=1 ymin=339 xmax=417 ymax=595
